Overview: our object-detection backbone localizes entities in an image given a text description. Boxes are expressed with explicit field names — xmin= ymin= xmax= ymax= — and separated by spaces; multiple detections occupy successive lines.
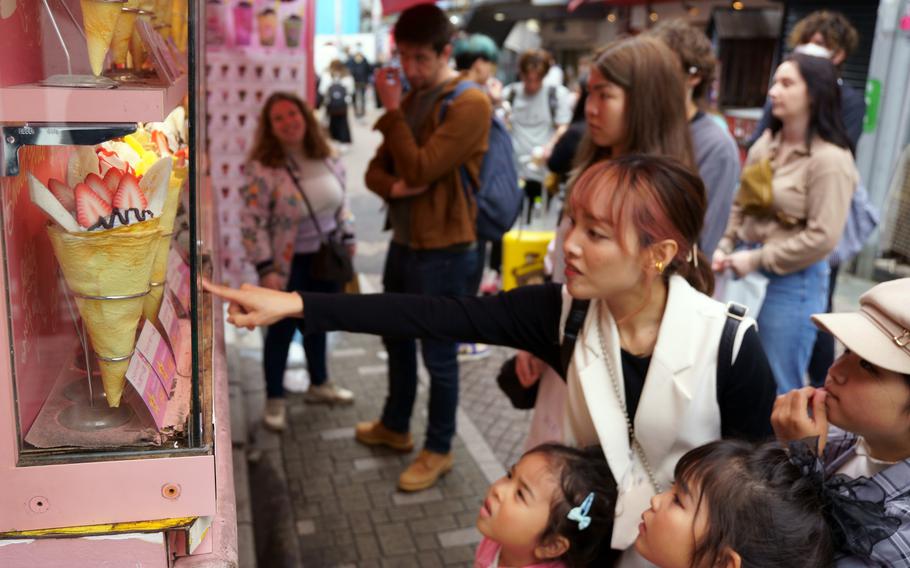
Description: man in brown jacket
xmin=358 ymin=3 xmax=492 ymax=491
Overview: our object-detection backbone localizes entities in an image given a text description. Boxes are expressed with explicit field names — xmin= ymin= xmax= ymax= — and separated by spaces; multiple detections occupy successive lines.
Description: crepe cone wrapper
xmin=110 ymin=7 xmax=139 ymax=67
xmin=143 ymin=163 xmax=185 ymax=322
xmin=130 ymin=8 xmax=152 ymax=70
xmin=81 ymin=0 xmax=123 ymax=76
xmin=48 ymin=219 xmax=161 ymax=407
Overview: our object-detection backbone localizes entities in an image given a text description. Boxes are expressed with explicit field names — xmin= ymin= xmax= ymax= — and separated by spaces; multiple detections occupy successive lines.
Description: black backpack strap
xmin=717 ymin=302 xmax=747 ymax=387
xmin=561 ymin=299 xmax=590 ymax=377
xmin=548 ymin=85 xmax=558 ymax=127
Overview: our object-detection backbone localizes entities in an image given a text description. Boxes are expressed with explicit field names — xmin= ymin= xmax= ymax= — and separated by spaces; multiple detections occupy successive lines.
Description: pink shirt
xmin=474 ymin=537 xmax=569 ymax=568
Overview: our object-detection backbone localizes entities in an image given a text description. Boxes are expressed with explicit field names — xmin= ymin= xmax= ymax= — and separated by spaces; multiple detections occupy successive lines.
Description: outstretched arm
xmin=203 ymin=280 xmax=304 ymax=329
xmin=203 ymin=280 xmax=566 ymax=371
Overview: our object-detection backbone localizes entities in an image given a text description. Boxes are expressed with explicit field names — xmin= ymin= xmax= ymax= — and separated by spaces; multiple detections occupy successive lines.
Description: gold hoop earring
xmin=655 ymin=261 xmax=664 ymax=274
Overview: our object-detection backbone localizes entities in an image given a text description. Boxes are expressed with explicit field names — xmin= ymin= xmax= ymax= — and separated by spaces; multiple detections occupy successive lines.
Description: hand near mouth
xmin=770 ymin=386 xmax=829 ymax=453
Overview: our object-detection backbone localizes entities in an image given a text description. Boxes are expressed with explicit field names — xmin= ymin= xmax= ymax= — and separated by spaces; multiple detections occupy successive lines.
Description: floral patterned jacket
xmin=240 ymin=158 xmax=353 ymax=290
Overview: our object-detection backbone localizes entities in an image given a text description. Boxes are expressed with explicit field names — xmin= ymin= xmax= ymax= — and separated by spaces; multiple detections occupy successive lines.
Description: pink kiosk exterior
xmin=0 ymin=2 xmax=236 ymax=566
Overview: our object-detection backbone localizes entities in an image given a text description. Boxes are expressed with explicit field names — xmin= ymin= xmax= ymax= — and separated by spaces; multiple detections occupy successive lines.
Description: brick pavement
xmin=232 ymin=321 xmax=536 ymax=567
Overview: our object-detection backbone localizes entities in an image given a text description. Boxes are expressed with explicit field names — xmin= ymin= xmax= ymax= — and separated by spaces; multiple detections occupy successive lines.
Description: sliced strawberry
xmin=103 ymin=167 xmax=123 ymax=194
xmin=152 ymin=130 xmax=171 ymax=156
xmin=84 ymin=172 xmax=114 ymax=204
xmin=112 ymin=173 xmax=147 ymax=210
xmin=75 ymin=183 xmax=113 ymax=228
xmin=47 ymin=178 xmax=76 ymax=212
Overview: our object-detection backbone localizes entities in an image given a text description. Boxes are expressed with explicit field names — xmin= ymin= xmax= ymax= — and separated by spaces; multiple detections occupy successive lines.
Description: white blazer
xmin=558 ymin=275 xmax=755 ymax=556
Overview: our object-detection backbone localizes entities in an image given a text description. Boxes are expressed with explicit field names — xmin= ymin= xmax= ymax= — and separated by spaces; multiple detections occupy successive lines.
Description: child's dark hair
xmin=524 ymin=444 xmax=619 ymax=567
xmin=674 ymin=440 xmax=834 ymax=568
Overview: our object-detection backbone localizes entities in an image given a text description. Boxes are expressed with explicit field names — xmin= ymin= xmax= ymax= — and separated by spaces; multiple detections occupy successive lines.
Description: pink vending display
xmin=0 ymin=2 xmax=233 ymax=566
xmin=205 ymin=0 xmax=314 ymax=288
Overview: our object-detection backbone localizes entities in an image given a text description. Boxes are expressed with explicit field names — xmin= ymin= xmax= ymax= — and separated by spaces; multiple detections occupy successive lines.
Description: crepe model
xmin=153 ymin=0 xmax=171 ymax=30
xmin=130 ymin=1 xmax=155 ymax=71
xmin=29 ymin=151 xmax=172 ymax=407
xmin=81 ymin=0 xmax=123 ymax=76
xmin=140 ymin=107 xmax=189 ymax=321
xmin=110 ymin=0 xmax=140 ymax=67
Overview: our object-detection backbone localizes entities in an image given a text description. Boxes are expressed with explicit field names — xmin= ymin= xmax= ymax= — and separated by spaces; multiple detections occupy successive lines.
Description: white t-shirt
xmin=835 ymin=437 xmax=898 ymax=479
xmin=504 ymin=82 xmax=572 ymax=182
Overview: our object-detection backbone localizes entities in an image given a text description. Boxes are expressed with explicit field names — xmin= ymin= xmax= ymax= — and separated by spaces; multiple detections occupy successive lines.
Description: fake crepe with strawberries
xmin=28 ymin=150 xmax=172 ymax=408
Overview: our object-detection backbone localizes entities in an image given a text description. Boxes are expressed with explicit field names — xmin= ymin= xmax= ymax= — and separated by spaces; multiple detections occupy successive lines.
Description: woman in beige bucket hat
xmin=772 ymin=277 xmax=910 ymax=565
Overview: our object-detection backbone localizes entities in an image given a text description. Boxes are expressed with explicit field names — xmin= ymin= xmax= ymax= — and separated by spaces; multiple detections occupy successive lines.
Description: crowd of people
xmin=216 ymin=4 xmax=908 ymax=567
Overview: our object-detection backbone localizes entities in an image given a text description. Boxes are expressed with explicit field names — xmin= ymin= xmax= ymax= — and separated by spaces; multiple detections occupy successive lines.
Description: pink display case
xmin=0 ymin=2 xmax=226 ymax=565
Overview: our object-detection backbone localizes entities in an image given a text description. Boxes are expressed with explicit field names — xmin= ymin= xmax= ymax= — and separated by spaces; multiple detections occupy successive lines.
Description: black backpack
xmin=326 ymin=82 xmax=348 ymax=116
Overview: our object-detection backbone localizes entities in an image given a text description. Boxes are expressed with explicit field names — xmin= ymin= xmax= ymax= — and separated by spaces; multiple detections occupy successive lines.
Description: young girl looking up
xmin=475 ymin=444 xmax=617 ymax=568
xmin=636 ymin=439 xmax=834 ymax=568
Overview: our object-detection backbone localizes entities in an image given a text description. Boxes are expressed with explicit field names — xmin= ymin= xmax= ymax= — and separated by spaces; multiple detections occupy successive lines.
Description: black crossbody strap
xmin=560 ymin=298 xmax=590 ymax=378
xmin=717 ymin=302 xmax=748 ymax=387
xmin=285 ymin=163 xmax=326 ymax=242
xmin=285 ymin=161 xmax=347 ymax=244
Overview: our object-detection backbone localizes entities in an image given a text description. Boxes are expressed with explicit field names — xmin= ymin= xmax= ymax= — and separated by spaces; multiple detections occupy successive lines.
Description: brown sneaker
xmin=354 ymin=420 xmax=414 ymax=452
xmin=398 ymin=450 xmax=454 ymax=492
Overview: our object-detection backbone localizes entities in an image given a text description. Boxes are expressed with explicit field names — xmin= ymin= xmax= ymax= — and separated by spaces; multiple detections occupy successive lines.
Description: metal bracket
xmin=1 ymin=123 xmax=137 ymax=177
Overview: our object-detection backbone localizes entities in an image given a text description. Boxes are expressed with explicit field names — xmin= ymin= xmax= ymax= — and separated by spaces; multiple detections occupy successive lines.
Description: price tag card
xmin=158 ymin=292 xmax=182 ymax=349
xmin=136 ymin=19 xmax=178 ymax=83
xmin=135 ymin=321 xmax=178 ymax=395
xmin=126 ymin=324 xmax=175 ymax=428
xmin=167 ymin=252 xmax=191 ymax=316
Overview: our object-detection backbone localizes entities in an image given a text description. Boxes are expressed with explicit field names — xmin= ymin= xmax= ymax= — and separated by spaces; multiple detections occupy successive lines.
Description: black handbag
xmin=285 ymin=164 xmax=354 ymax=283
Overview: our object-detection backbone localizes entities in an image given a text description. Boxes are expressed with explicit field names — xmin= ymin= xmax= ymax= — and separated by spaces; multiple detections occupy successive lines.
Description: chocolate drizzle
xmin=88 ymin=208 xmax=154 ymax=231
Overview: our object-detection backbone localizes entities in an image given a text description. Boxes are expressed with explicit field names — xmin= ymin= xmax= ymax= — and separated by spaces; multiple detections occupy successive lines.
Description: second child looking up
xmin=475 ymin=444 xmax=618 ymax=568
xmin=635 ymin=440 xmax=835 ymax=568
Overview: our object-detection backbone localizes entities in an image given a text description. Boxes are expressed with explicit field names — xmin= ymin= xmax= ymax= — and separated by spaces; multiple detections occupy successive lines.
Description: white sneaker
xmin=287 ymin=341 xmax=306 ymax=368
xmin=283 ymin=368 xmax=310 ymax=393
xmin=303 ymin=383 xmax=354 ymax=405
xmin=263 ymin=398 xmax=287 ymax=431
xmin=457 ymin=343 xmax=491 ymax=361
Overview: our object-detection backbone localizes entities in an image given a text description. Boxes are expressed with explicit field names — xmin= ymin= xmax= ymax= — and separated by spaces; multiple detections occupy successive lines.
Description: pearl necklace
xmin=595 ymin=302 xmax=663 ymax=493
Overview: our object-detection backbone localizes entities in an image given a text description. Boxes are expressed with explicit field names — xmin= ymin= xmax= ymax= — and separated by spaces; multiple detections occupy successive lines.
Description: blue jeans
xmin=263 ymin=253 xmax=341 ymax=399
xmin=380 ymin=242 xmax=477 ymax=454
xmin=756 ymin=259 xmax=830 ymax=394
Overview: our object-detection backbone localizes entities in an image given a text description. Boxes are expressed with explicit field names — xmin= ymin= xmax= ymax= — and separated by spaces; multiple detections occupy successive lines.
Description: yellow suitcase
xmin=501 ymin=229 xmax=554 ymax=291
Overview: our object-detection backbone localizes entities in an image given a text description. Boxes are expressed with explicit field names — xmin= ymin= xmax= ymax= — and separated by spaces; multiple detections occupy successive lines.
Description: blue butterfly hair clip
xmin=567 ymin=492 xmax=595 ymax=531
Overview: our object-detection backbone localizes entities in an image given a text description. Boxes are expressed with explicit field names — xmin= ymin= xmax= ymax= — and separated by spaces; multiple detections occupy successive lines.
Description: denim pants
xmin=263 ymin=253 xmax=341 ymax=399
xmin=380 ymin=242 xmax=477 ymax=454
xmin=756 ymin=259 xmax=830 ymax=394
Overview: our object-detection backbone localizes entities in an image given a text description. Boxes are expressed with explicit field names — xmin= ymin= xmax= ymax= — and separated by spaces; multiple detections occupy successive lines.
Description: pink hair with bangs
xmin=568 ymin=155 xmax=714 ymax=295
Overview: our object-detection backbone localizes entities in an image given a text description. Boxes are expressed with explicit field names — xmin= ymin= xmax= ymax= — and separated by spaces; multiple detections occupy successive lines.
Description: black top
xmin=299 ymin=283 xmax=775 ymax=440
xmin=546 ymin=121 xmax=586 ymax=176
xmin=621 ymin=349 xmax=651 ymax=424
